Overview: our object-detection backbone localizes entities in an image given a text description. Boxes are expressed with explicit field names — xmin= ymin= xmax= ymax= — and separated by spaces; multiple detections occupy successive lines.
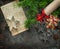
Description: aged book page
xmin=1 ymin=1 xmax=28 ymax=36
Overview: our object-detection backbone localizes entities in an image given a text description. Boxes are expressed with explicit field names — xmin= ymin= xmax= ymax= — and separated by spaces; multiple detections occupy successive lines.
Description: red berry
xmin=45 ymin=16 xmax=50 ymax=19
xmin=37 ymin=14 xmax=42 ymax=21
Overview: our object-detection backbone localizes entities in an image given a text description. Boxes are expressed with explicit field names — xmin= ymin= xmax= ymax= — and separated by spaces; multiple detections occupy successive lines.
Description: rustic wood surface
xmin=0 ymin=0 xmax=60 ymax=49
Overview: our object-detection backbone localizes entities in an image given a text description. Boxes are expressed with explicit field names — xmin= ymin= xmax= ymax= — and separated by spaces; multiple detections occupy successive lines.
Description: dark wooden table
xmin=0 ymin=0 xmax=60 ymax=49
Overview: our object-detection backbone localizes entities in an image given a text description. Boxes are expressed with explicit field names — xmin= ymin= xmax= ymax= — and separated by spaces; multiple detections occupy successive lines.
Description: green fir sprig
xmin=17 ymin=0 xmax=60 ymax=28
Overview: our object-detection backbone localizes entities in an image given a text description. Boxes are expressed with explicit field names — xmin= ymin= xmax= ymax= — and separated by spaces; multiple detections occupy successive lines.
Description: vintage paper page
xmin=1 ymin=1 xmax=28 ymax=36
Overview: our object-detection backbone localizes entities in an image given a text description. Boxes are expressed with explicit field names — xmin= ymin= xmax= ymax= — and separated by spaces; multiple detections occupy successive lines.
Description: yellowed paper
xmin=1 ymin=1 xmax=28 ymax=36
